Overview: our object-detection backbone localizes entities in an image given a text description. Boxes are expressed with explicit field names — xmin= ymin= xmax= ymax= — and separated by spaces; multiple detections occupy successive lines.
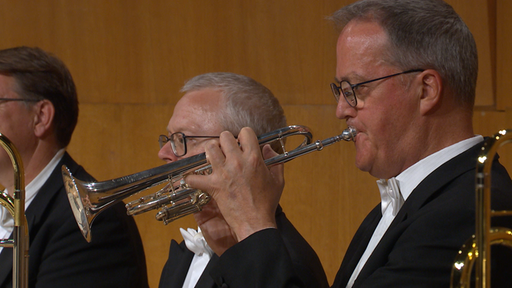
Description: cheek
xmin=353 ymin=132 xmax=375 ymax=171
xmin=0 ymin=108 xmax=33 ymax=136
xmin=352 ymin=112 xmax=389 ymax=173
xmin=186 ymin=144 xmax=207 ymax=157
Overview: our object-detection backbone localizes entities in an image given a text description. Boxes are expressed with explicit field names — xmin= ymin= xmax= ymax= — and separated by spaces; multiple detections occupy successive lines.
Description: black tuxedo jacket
xmin=158 ymin=205 xmax=329 ymax=288
xmin=0 ymin=152 xmax=149 ymax=288
xmin=208 ymin=140 xmax=512 ymax=287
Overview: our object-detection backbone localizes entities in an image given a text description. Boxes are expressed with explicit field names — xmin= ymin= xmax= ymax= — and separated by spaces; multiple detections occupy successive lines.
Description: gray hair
xmin=329 ymin=0 xmax=478 ymax=109
xmin=180 ymin=72 xmax=286 ymax=136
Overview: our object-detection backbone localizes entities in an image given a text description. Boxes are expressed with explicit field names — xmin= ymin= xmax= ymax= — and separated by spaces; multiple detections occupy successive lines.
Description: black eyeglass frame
xmin=0 ymin=98 xmax=41 ymax=103
xmin=158 ymin=132 xmax=220 ymax=157
xmin=330 ymin=69 xmax=425 ymax=107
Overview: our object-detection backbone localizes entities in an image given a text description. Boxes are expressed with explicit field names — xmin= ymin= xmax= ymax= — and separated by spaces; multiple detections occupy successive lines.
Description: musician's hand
xmin=186 ymin=127 xmax=284 ymax=244
xmin=193 ymin=198 xmax=237 ymax=255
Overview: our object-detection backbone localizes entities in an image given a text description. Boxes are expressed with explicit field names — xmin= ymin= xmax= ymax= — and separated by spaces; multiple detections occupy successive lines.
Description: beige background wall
xmin=0 ymin=0 xmax=510 ymax=286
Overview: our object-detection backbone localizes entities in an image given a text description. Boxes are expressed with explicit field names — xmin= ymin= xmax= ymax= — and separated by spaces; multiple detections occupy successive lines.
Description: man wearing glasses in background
xmin=184 ymin=0 xmax=512 ymax=287
xmin=157 ymin=72 xmax=328 ymax=288
xmin=0 ymin=46 xmax=148 ymax=288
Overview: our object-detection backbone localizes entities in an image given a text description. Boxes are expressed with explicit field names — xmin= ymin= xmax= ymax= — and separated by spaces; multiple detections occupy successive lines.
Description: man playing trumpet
xmin=185 ymin=0 xmax=512 ymax=287
xmin=157 ymin=72 xmax=329 ymax=288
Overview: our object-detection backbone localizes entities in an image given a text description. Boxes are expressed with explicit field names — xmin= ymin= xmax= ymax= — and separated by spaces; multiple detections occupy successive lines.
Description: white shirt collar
xmin=0 ymin=149 xmax=65 ymax=252
xmin=394 ymin=135 xmax=483 ymax=202
xmin=24 ymin=148 xmax=66 ymax=209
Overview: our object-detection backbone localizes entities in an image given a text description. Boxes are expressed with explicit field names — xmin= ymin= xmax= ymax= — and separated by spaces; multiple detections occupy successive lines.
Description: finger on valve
xmin=186 ymin=127 xmax=280 ymax=241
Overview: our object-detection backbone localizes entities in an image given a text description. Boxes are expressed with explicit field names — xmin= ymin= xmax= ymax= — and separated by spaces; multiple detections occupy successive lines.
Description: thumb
xmin=262 ymin=144 xmax=285 ymax=190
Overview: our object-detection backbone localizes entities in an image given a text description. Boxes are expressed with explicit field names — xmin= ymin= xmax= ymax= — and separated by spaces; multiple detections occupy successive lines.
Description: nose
xmin=158 ymin=142 xmax=178 ymax=163
xmin=335 ymin=97 xmax=357 ymax=120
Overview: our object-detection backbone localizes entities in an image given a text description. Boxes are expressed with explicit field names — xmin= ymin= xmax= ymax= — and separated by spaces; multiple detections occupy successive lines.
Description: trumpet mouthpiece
xmin=342 ymin=127 xmax=357 ymax=141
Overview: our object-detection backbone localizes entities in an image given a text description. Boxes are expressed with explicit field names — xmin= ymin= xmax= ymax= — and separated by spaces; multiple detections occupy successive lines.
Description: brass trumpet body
xmin=450 ymin=129 xmax=512 ymax=288
xmin=0 ymin=133 xmax=29 ymax=288
xmin=63 ymin=125 xmax=356 ymax=242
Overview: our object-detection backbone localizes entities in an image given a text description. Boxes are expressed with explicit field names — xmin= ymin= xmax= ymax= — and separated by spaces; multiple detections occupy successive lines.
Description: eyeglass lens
xmin=158 ymin=133 xmax=186 ymax=156
xmin=340 ymin=81 xmax=356 ymax=107
xmin=170 ymin=133 xmax=186 ymax=156
xmin=331 ymin=81 xmax=357 ymax=107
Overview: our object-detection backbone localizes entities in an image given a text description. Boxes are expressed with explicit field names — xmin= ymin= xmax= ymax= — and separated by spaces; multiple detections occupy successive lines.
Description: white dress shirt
xmin=180 ymin=227 xmax=214 ymax=288
xmin=346 ymin=135 xmax=483 ymax=287
xmin=0 ymin=149 xmax=65 ymax=254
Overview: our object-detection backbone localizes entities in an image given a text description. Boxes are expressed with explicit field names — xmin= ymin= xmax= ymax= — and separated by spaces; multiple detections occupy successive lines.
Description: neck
xmin=2 ymin=143 xmax=60 ymax=195
xmin=390 ymin=108 xmax=474 ymax=179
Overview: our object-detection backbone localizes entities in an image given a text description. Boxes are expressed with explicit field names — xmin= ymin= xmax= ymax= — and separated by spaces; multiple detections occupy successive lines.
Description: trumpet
xmin=0 ymin=133 xmax=29 ymax=288
xmin=63 ymin=125 xmax=356 ymax=242
xmin=450 ymin=129 xmax=512 ymax=287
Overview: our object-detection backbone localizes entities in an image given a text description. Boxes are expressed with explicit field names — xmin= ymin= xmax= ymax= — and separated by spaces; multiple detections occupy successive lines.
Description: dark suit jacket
xmin=0 ymin=152 xmax=149 ymax=288
xmin=158 ymin=205 xmax=329 ymax=288
xmin=208 ymin=140 xmax=512 ymax=287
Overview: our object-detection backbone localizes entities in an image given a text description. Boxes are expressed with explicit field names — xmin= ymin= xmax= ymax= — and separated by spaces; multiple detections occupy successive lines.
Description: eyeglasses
xmin=158 ymin=132 xmax=220 ymax=157
xmin=330 ymin=69 xmax=424 ymax=107
xmin=0 ymin=98 xmax=41 ymax=103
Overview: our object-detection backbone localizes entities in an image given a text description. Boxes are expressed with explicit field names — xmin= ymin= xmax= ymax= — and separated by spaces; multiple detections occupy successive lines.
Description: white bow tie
xmin=376 ymin=177 xmax=404 ymax=217
xmin=0 ymin=205 xmax=14 ymax=231
xmin=180 ymin=227 xmax=213 ymax=257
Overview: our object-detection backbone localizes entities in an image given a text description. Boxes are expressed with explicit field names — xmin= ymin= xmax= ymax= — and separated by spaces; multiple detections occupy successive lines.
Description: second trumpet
xmin=62 ymin=125 xmax=357 ymax=242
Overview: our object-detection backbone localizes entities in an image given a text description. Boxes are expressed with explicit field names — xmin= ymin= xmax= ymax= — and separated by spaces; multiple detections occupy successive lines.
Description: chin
xmin=354 ymin=158 xmax=371 ymax=174
xmin=354 ymin=148 xmax=370 ymax=171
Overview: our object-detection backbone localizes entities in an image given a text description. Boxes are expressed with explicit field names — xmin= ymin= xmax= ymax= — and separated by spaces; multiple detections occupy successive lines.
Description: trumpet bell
xmin=62 ymin=165 xmax=94 ymax=242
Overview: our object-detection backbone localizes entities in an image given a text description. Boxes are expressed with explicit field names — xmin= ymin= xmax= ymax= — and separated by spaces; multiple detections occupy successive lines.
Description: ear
xmin=418 ymin=69 xmax=443 ymax=116
xmin=32 ymin=99 xmax=55 ymax=138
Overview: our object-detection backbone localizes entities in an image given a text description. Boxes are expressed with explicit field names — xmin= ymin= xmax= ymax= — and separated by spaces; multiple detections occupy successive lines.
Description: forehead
xmin=335 ymin=20 xmax=390 ymax=80
xmin=168 ymin=88 xmax=225 ymax=134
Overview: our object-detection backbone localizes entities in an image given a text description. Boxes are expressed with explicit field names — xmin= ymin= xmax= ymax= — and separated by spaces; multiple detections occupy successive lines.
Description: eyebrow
xmin=335 ymin=72 xmax=366 ymax=84
xmin=167 ymin=125 xmax=188 ymax=135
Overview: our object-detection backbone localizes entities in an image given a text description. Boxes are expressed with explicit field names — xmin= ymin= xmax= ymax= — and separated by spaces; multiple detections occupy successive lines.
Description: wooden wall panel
xmin=449 ymin=0 xmax=495 ymax=107
xmin=0 ymin=0 xmax=353 ymax=106
xmin=497 ymin=0 xmax=512 ymax=109
xmin=0 ymin=1 xmax=510 ymax=287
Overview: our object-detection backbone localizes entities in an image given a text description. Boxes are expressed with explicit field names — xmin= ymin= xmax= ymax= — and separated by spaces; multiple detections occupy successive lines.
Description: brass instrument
xmin=451 ymin=129 xmax=512 ymax=287
xmin=62 ymin=125 xmax=357 ymax=242
xmin=0 ymin=133 xmax=29 ymax=288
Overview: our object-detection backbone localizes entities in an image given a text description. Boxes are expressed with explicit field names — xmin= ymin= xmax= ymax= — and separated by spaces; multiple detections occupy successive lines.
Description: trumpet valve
xmin=155 ymin=189 xmax=211 ymax=224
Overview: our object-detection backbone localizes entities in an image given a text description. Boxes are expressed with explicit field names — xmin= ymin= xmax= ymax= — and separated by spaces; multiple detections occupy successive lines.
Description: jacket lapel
xmin=195 ymin=254 xmax=218 ymax=288
xmin=353 ymin=141 xmax=482 ymax=285
xmin=25 ymin=152 xmax=78 ymax=230
xmin=159 ymin=240 xmax=195 ymax=288
xmin=0 ymin=245 xmax=13 ymax=287
xmin=332 ymin=205 xmax=381 ymax=287
xmin=0 ymin=152 xmax=79 ymax=288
